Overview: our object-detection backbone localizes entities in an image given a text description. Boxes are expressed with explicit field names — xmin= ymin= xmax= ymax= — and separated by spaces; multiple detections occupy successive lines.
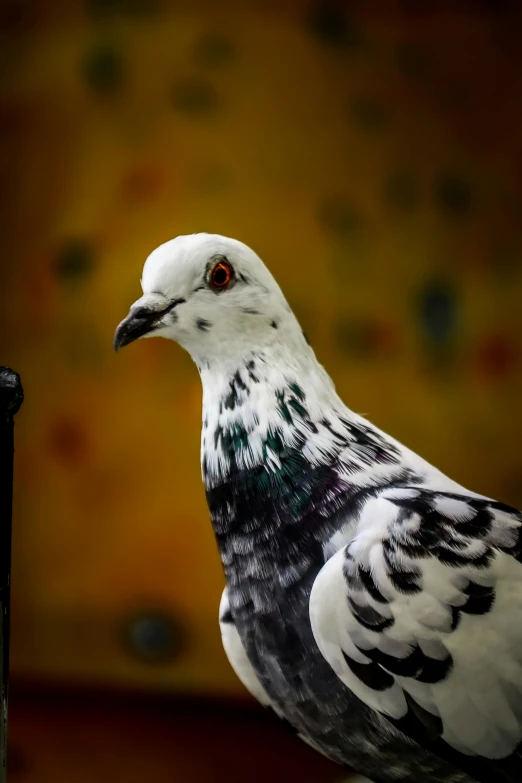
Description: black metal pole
xmin=0 ymin=368 xmax=23 ymax=783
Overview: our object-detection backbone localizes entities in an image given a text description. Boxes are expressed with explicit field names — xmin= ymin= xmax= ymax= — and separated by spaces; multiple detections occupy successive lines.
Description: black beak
xmin=113 ymin=296 xmax=186 ymax=352
xmin=113 ymin=307 xmax=162 ymax=352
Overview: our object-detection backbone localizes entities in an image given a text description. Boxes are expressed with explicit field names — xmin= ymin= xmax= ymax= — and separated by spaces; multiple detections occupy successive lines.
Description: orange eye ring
xmin=210 ymin=260 xmax=233 ymax=290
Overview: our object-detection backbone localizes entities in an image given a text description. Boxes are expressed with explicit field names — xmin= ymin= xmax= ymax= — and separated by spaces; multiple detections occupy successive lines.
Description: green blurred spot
xmin=383 ymin=170 xmax=420 ymax=212
xmin=194 ymin=34 xmax=236 ymax=68
xmin=56 ymin=240 xmax=94 ymax=281
xmin=306 ymin=3 xmax=361 ymax=49
xmin=82 ymin=46 xmax=123 ymax=94
xmin=170 ymin=79 xmax=218 ymax=115
xmin=122 ymin=610 xmax=185 ymax=664
xmin=435 ymin=174 xmax=472 ymax=217
xmin=348 ymin=96 xmax=388 ymax=132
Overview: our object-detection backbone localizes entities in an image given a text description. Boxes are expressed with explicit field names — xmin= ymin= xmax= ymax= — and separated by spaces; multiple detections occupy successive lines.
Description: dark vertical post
xmin=0 ymin=368 xmax=23 ymax=783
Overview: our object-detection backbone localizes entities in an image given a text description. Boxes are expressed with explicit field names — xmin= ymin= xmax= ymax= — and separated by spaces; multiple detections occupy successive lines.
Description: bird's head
xmin=114 ymin=233 xmax=304 ymax=368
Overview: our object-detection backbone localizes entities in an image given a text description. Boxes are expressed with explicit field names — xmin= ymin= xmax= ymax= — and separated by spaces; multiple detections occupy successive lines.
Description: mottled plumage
xmin=114 ymin=233 xmax=522 ymax=783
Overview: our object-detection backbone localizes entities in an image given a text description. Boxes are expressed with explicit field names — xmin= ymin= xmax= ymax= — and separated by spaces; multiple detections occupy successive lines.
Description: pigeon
xmin=114 ymin=233 xmax=522 ymax=783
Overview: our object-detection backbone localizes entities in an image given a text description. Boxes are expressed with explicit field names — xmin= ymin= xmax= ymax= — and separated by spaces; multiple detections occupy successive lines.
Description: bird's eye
xmin=209 ymin=259 xmax=233 ymax=290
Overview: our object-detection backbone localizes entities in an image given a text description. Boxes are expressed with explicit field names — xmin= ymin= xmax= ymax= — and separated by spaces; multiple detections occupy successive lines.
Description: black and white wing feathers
xmin=310 ymin=488 xmax=522 ymax=783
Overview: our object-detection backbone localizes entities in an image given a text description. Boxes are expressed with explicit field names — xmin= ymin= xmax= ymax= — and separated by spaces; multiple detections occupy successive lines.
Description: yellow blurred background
xmin=1 ymin=1 xmax=522 ymax=780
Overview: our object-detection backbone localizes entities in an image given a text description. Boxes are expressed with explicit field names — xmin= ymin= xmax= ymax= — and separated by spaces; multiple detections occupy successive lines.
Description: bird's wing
xmin=310 ymin=487 xmax=522 ymax=783
xmin=219 ymin=587 xmax=272 ymax=706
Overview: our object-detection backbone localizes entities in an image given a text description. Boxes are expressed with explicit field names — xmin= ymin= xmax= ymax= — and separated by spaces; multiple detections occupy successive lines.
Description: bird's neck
xmin=199 ymin=343 xmax=420 ymax=578
xmin=198 ymin=340 xmax=406 ymax=494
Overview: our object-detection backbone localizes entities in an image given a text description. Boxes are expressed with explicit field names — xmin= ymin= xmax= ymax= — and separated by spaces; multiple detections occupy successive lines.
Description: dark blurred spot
xmin=335 ymin=318 xmax=395 ymax=359
xmin=434 ymin=174 xmax=472 ymax=217
xmin=170 ymin=79 xmax=218 ymax=115
xmin=476 ymin=333 xmax=517 ymax=380
xmin=49 ymin=419 xmax=89 ymax=466
xmin=318 ymin=197 xmax=361 ymax=238
xmin=417 ymin=280 xmax=459 ymax=345
xmin=383 ymin=170 xmax=420 ymax=212
xmin=194 ymin=34 xmax=236 ymax=68
xmin=55 ymin=240 xmax=94 ymax=281
xmin=306 ymin=3 xmax=361 ymax=49
xmin=121 ymin=165 xmax=164 ymax=204
xmin=122 ymin=610 xmax=185 ymax=664
xmin=0 ymin=0 xmax=33 ymax=33
xmin=348 ymin=96 xmax=388 ymax=132
xmin=81 ymin=46 xmax=123 ymax=94
xmin=396 ymin=43 xmax=432 ymax=79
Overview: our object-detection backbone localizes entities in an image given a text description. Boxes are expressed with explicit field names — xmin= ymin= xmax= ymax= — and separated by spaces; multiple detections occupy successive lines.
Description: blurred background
xmin=1 ymin=0 xmax=522 ymax=780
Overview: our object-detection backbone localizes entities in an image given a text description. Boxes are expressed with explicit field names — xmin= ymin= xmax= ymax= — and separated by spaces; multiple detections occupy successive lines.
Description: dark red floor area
xmin=7 ymin=683 xmax=346 ymax=783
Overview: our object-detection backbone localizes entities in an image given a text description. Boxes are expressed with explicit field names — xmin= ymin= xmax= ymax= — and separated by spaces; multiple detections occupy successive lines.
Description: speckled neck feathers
xmin=200 ymin=342 xmax=421 ymax=547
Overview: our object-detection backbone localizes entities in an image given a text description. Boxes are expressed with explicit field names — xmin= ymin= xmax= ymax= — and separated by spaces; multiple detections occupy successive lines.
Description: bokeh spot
xmin=48 ymin=419 xmax=89 ymax=466
xmin=55 ymin=240 xmax=94 ymax=281
xmin=476 ymin=333 xmax=517 ymax=380
xmin=306 ymin=3 xmax=361 ymax=49
xmin=81 ymin=45 xmax=123 ymax=94
xmin=417 ymin=279 xmax=459 ymax=345
xmin=434 ymin=173 xmax=472 ymax=218
xmin=170 ymin=78 xmax=218 ymax=115
xmin=121 ymin=609 xmax=186 ymax=664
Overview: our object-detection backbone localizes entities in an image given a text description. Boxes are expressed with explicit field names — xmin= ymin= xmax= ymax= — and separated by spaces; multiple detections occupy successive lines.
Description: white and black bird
xmin=114 ymin=233 xmax=522 ymax=783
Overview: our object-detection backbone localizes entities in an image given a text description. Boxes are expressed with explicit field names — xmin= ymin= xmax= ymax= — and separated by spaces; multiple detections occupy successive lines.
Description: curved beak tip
xmin=113 ymin=322 xmax=128 ymax=353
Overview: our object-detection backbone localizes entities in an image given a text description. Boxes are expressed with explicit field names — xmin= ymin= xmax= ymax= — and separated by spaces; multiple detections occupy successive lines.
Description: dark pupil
xmin=213 ymin=266 xmax=228 ymax=286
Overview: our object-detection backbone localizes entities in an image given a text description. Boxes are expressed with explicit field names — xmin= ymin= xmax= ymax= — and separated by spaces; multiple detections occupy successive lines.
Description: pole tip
xmin=0 ymin=368 xmax=24 ymax=416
